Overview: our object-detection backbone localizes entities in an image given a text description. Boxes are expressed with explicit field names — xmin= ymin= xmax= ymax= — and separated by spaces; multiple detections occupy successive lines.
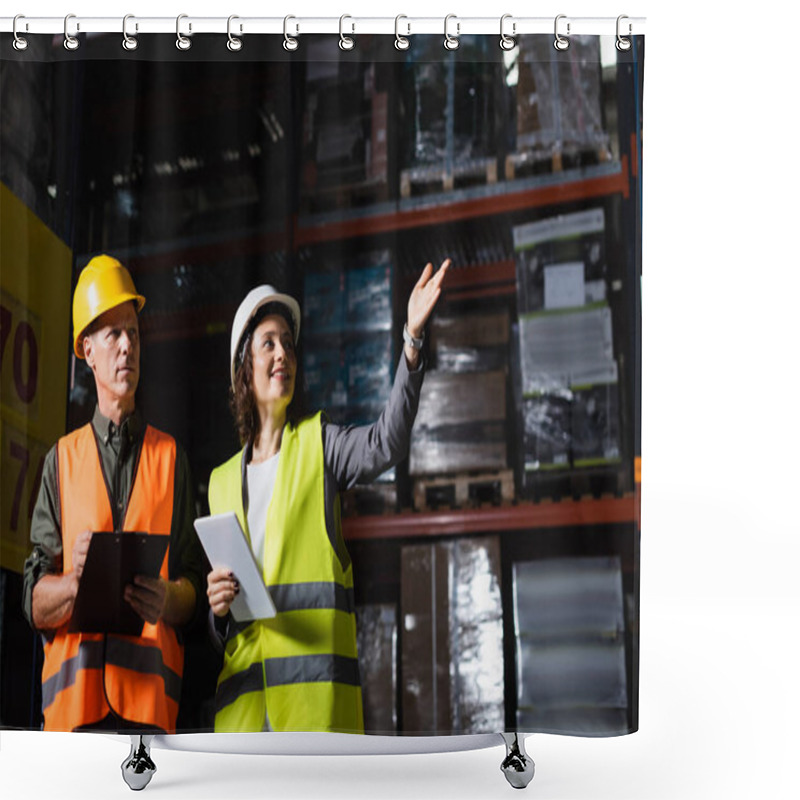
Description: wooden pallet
xmin=413 ymin=469 xmax=514 ymax=510
xmin=505 ymin=145 xmax=612 ymax=180
xmin=341 ymin=483 xmax=398 ymax=517
xmin=522 ymin=463 xmax=627 ymax=503
xmin=400 ymin=157 xmax=497 ymax=199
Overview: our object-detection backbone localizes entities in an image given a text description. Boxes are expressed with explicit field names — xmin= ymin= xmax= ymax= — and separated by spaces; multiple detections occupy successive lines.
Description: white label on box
xmin=544 ymin=262 xmax=585 ymax=310
xmin=585 ymin=279 xmax=607 ymax=304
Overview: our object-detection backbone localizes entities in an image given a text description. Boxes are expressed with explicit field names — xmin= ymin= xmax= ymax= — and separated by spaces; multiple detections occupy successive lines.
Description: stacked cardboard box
xmin=400 ymin=37 xmax=500 ymax=193
xmin=410 ymin=310 xmax=509 ymax=478
xmin=410 ymin=371 xmax=507 ymax=476
xmin=510 ymin=35 xmax=611 ymax=176
xmin=401 ymin=536 xmax=505 ymax=734
xmin=513 ymin=556 xmax=628 ymax=734
xmin=300 ymin=50 xmax=388 ymax=213
xmin=430 ymin=310 xmax=510 ymax=373
xmin=303 ymin=251 xmax=395 ymax=485
xmin=356 ymin=604 xmax=398 ymax=734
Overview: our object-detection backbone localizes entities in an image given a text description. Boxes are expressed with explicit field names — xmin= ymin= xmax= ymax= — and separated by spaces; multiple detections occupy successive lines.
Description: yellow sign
xmin=1 ymin=182 xmax=72 ymax=574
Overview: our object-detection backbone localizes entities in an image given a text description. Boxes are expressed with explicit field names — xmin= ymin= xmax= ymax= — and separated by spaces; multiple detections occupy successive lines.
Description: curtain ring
xmin=227 ymin=15 xmax=243 ymax=51
xmin=63 ymin=13 xmax=80 ymax=51
xmin=12 ymin=15 xmax=28 ymax=51
xmin=122 ymin=14 xmax=138 ymax=51
xmin=394 ymin=14 xmax=410 ymax=51
xmin=499 ymin=14 xmax=516 ymax=51
xmin=553 ymin=14 xmax=570 ymax=51
xmin=339 ymin=15 xmax=355 ymax=51
xmin=176 ymin=14 xmax=192 ymax=50
xmin=283 ymin=15 xmax=299 ymax=51
xmin=443 ymin=14 xmax=460 ymax=51
xmin=616 ymin=15 xmax=632 ymax=51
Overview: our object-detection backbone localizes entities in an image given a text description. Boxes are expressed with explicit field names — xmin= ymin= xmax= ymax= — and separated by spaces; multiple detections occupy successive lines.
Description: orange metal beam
xmin=342 ymin=494 xmax=637 ymax=541
xmin=296 ymin=159 xmax=630 ymax=247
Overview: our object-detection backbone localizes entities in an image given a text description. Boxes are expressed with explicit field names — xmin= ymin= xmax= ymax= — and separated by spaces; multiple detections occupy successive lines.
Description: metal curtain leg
xmin=121 ymin=735 xmax=157 ymax=791
xmin=499 ymin=732 xmax=535 ymax=789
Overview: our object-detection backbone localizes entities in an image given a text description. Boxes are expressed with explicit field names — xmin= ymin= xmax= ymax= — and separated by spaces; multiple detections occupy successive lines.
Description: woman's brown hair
xmin=229 ymin=302 xmax=306 ymax=447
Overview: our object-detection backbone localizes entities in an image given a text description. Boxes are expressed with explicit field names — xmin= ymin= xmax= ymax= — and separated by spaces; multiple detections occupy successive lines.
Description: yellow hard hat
xmin=72 ymin=255 xmax=145 ymax=358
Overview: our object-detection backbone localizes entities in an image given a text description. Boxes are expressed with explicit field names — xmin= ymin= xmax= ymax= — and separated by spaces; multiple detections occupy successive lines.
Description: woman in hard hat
xmin=206 ymin=259 xmax=450 ymax=734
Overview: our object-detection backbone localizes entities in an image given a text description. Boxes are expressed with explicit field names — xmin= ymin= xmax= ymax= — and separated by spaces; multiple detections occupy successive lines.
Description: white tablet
xmin=193 ymin=511 xmax=277 ymax=621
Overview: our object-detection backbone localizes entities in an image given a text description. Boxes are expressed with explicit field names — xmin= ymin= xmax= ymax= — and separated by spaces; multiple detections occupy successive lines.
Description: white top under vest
xmin=245 ymin=451 xmax=280 ymax=732
xmin=246 ymin=452 xmax=280 ymax=577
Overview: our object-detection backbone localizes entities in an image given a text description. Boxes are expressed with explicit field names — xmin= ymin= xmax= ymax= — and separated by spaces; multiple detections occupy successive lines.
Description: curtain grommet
xmin=12 ymin=15 xmax=29 ymax=51
xmin=227 ymin=15 xmax=243 ymax=51
xmin=176 ymin=13 xmax=192 ymax=51
xmin=394 ymin=15 xmax=410 ymax=51
xmin=339 ymin=14 xmax=355 ymax=51
xmin=554 ymin=14 xmax=570 ymax=51
xmin=616 ymin=15 xmax=632 ymax=51
xmin=122 ymin=14 xmax=138 ymax=51
xmin=63 ymin=13 xmax=80 ymax=51
xmin=499 ymin=14 xmax=517 ymax=51
xmin=444 ymin=13 xmax=460 ymax=51
xmin=283 ymin=15 xmax=299 ymax=51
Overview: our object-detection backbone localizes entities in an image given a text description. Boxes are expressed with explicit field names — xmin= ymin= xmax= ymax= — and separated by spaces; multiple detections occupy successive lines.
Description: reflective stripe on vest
xmin=215 ymin=654 xmax=360 ymax=715
xmin=42 ymin=423 xmax=183 ymax=732
xmin=209 ymin=412 xmax=364 ymax=734
xmin=42 ymin=638 xmax=182 ymax=711
xmin=269 ymin=582 xmax=355 ymax=614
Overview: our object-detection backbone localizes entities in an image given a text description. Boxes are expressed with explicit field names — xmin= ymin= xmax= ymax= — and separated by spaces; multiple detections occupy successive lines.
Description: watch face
xmin=404 ymin=325 xmax=423 ymax=349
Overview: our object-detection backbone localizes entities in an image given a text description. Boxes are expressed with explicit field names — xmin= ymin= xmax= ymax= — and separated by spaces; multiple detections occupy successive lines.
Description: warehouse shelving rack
xmin=78 ymin=42 xmax=642 ymax=735
xmin=0 ymin=32 xmax=642 ymax=737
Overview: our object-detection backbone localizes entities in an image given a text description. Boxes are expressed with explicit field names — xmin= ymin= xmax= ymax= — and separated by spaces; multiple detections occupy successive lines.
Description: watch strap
xmin=403 ymin=323 xmax=424 ymax=351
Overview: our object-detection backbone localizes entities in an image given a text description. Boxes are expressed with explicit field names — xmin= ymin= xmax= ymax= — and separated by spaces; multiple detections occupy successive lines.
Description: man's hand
xmin=71 ymin=530 xmax=93 ymax=581
xmin=125 ymin=575 xmax=168 ymax=625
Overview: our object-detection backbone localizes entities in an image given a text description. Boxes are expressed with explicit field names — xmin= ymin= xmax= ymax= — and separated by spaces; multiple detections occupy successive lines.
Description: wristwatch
xmin=403 ymin=323 xmax=424 ymax=351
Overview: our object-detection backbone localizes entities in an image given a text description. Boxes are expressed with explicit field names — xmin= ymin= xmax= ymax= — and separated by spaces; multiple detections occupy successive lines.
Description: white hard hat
xmin=230 ymin=285 xmax=301 ymax=388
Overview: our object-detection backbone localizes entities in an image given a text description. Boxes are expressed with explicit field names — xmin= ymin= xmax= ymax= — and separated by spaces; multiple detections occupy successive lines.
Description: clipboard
xmin=68 ymin=532 xmax=169 ymax=636
xmin=193 ymin=511 xmax=277 ymax=622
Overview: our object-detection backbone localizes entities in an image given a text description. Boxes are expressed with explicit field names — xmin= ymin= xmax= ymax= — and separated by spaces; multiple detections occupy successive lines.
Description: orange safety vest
xmin=41 ymin=422 xmax=183 ymax=732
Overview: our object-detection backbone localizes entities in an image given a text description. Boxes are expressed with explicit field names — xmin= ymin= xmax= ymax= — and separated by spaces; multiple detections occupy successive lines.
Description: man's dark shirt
xmin=22 ymin=406 xmax=205 ymax=634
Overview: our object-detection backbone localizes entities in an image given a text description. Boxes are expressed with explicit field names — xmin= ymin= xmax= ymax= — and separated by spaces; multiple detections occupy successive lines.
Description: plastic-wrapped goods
xmin=521 ymin=393 xmax=571 ymax=473
xmin=303 ymin=269 xmax=346 ymax=336
xmin=401 ymin=536 xmax=504 ymax=734
xmin=304 ymin=341 xmax=347 ymax=423
xmin=513 ymin=556 xmax=628 ymax=735
xmin=517 ymin=306 xmax=616 ymax=396
xmin=571 ymin=382 xmax=621 ymax=466
xmin=430 ymin=311 xmax=510 ymax=373
xmin=410 ymin=371 xmax=507 ymax=475
xmin=345 ymin=259 xmax=393 ymax=332
xmin=514 ymin=208 xmax=606 ymax=315
xmin=514 ymin=35 xmax=610 ymax=164
xmin=399 ymin=37 xmax=500 ymax=188
xmin=300 ymin=53 xmax=388 ymax=213
xmin=345 ymin=332 xmax=394 ymax=411
xmin=355 ymin=604 xmax=398 ymax=734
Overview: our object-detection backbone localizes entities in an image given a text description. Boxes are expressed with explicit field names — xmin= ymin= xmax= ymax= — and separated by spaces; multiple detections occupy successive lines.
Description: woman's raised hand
xmin=407 ymin=259 xmax=451 ymax=338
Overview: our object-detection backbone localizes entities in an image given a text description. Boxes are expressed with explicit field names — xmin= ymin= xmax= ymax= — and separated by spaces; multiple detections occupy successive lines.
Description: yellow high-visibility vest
xmin=209 ymin=412 xmax=364 ymax=734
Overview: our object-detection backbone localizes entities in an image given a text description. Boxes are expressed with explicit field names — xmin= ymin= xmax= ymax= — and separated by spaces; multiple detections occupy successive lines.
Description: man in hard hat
xmin=22 ymin=254 xmax=205 ymax=733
